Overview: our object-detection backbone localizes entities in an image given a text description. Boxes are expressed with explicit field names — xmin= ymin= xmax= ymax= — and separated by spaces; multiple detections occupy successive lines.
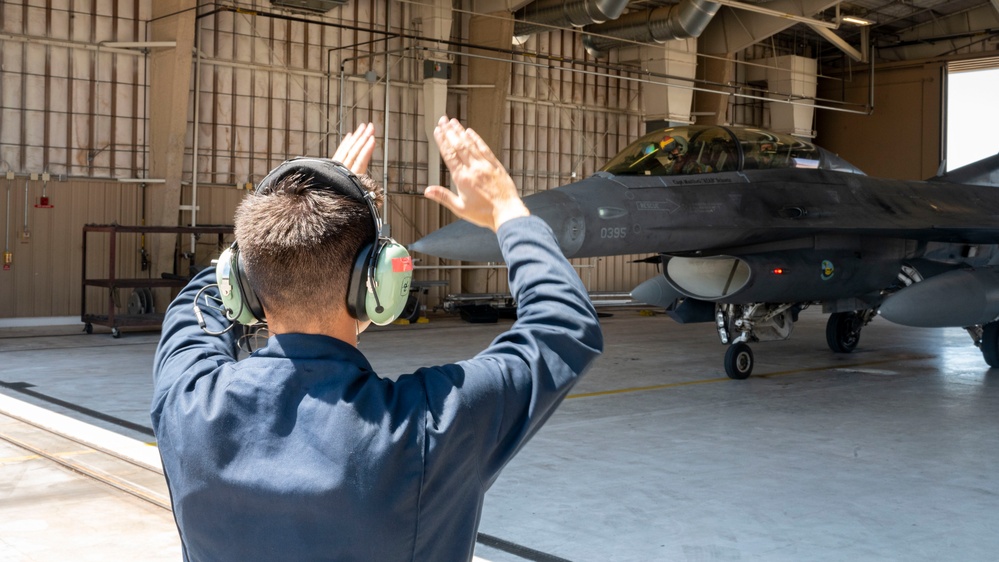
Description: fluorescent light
xmin=101 ymin=41 xmax=177 ymax=48
xmin=842 ymin=15 xmax=873 ymax=26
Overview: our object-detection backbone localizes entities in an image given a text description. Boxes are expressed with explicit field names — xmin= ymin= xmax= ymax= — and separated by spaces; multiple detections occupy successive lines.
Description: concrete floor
xmin=1 ymin=307 xmax=998 ymax=561
xmin=0 ymin=398 xmax=179 ymax=561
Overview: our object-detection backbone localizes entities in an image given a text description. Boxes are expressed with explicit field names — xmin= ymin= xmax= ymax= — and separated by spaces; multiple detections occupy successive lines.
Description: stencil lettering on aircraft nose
xmin=636 ymin=200 xmax=680 ymax=214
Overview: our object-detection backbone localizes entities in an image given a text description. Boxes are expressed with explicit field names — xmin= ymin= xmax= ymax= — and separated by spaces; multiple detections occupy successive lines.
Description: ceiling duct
xmin=582 ymin=0 xmax=721 ymax=57
xmin=513 ymin=0 xmax=631 ymax=39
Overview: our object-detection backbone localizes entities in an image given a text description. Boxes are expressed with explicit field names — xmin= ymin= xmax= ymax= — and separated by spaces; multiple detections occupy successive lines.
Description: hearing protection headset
xmin=215 ymin=157 xmax=413 ymax=327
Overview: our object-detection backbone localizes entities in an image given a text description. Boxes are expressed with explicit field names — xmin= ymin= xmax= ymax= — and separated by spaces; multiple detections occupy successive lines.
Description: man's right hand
xmin=332 ymin=122 xmax=376 ymax=175
xmin=424 ymin=116 xmax=530 ymax=233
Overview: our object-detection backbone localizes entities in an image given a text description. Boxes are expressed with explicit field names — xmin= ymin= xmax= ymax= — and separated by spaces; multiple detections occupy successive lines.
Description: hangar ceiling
xmin=3 ymin=0 xmax=996 ymax=182
xmin=486 ymin=0 xmax=999 ymax=66
xmin=835 ymin=0 xmax=990 ymax=35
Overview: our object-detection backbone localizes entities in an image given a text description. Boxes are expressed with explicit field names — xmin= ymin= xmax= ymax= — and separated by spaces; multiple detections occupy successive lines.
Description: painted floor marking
xmin=567 ymin=354 xmax=936 ymax=399
xmin=0 ymin=449 xmax=96 ymax=464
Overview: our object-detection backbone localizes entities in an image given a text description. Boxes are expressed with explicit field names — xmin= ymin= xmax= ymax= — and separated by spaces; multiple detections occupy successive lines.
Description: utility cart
xmin=81 ymin=224 xmax=233 ymax=337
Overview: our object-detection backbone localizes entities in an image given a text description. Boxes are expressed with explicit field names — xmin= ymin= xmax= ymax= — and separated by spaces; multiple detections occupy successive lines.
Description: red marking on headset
xmin=392 ymin=257 xmax=414 ymax=272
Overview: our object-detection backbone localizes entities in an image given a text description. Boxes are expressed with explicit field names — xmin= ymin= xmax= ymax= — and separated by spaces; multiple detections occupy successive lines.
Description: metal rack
xmin=81 ymin=224 xmax=232 ymax=337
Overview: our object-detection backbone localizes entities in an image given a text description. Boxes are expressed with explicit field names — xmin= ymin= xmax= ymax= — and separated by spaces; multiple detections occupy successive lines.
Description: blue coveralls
xmin=151 ymin=216 xmax=603 ymax=561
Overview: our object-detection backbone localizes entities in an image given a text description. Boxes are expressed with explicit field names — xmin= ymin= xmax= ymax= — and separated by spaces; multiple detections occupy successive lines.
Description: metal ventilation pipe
xmin=513 ymin=0 xmax=630 ymax=39
xmin=582 ymin=0 xmax=721 ymax=57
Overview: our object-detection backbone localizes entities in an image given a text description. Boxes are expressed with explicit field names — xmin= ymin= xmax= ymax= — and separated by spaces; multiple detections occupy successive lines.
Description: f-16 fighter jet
xmin=412 ymin=125 xmax=999 ymax=379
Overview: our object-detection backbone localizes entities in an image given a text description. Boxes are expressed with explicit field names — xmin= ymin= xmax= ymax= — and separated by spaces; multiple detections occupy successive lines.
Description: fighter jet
xmin=411 ymin=125 xmax=999 ymax=379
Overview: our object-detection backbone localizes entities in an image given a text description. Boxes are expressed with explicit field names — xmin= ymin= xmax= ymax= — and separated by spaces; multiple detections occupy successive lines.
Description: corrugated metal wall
xmin=0 ymin=177 xmax=242 ymax=318
xmin=1 ymin=178 xmax=140 ymax=318
xmin=1 ymin=0 xmax=663 ymax=319
xmin=503 ymin=29 xmax=657 ymax=298
xmin=1 ymin=0 xmax=149 ymax=177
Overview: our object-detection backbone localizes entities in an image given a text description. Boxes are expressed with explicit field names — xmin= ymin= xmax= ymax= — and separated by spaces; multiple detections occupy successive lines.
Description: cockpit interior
xmin=601 ymin=126 xmax=866 ymax=177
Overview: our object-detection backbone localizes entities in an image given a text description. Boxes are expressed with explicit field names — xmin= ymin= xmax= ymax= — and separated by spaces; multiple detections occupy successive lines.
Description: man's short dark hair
xmin=233 ymin=172 xmax=383 ymax=321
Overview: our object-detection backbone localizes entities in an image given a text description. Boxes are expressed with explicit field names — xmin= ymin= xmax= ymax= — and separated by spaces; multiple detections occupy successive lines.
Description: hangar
xmin=2 ymin=1 xmax=999 ymax=560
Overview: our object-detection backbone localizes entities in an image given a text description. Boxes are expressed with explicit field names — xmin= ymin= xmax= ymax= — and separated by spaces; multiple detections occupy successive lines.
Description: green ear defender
xmin=215 ymin=157 xmax=413 ymax=327
xmin=215 ymin=245 xmax=266 ymax=326
xmin=349 ymin=239 xmax=414 ymax=326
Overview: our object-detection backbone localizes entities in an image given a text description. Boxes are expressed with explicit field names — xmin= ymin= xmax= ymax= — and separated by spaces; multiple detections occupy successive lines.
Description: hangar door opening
xmin=946 ymin=59 xmax=999 ymax=171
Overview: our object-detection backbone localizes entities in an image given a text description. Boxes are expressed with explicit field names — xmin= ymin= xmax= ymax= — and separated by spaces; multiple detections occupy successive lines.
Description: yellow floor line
xmin=0 ymin=449 xmax=96 ymax=464
xmin=1 ymin=453 xmax=43 ymax=463
xmin=0 ymin=430 xmax=170 ymax=510
xmin=568 ymin=354 xmax=936 ymax=400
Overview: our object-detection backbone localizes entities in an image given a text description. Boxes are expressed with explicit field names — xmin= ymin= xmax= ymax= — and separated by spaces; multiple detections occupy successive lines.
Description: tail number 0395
xmin=600 ymin=227 xmax=628 ymax=239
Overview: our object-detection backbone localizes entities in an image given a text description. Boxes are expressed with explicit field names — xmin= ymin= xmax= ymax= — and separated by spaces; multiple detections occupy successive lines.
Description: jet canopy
xmin=601 ymin=125 xmax=865 ymax=177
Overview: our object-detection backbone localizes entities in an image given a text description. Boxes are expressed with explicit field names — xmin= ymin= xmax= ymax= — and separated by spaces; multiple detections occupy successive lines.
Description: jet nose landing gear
xmin=724 ymin=342 xmax=754 ymax=379
xmin=716 ymin=303 xmax=796 ymax=380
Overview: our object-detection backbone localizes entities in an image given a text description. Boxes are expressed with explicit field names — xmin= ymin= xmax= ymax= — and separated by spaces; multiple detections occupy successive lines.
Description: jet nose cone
xmin=409 ymin=221 xmax=501 ymax=262
xmin=631 ymin=275 xmax=682 ymax=309
xmin=410 ymin=189 xmax=586 ymax=262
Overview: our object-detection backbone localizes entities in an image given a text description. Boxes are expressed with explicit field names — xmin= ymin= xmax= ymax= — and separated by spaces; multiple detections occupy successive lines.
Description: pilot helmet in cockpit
xmin=659 ymin=135 xmax=689 ymax=160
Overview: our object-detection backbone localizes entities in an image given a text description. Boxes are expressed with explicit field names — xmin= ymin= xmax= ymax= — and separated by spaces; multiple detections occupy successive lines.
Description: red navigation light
xmin=772 ymin=267 xmax=786 ymax=275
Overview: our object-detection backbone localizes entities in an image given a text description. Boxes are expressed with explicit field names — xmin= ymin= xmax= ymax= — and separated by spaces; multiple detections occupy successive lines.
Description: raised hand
xmin=424 ymin=116 xmax=529 ymax=232
xmin=332 ymin=122 xmax=376 ymax=175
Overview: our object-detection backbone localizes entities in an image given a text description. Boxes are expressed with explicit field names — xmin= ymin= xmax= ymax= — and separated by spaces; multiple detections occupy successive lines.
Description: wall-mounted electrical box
xmin=423 ymin=60 xmax=451 ymax=80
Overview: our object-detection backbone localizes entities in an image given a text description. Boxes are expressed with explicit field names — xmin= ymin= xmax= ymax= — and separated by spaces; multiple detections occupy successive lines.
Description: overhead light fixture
xmin=842 ymin=15 xmax=873 ymax=26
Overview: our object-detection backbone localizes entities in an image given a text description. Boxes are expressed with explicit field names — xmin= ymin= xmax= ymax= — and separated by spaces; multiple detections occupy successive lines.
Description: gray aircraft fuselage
xmin=411 ymin=125 xmax=999 ymax=377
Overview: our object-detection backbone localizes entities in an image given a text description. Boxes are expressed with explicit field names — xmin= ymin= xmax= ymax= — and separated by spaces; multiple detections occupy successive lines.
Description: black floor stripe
xmin=2 ymin=378 xmax=571 ymax=562
xmin=476 ymin=532 xmax=573 ymax=562
xmin=0 ymin=380 xmax=155 ymax=437
xmin=0 ymin=341 xmax=155 ymax=352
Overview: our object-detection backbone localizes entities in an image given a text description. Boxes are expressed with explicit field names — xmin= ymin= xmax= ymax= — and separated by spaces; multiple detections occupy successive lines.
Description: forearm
xmin=465 ymin=216 xmax=603 ymax=478
xmin=495 ymin=216 xmax=603 ymax=375
xmin=152 ymin=267 xmax=241 ymax=398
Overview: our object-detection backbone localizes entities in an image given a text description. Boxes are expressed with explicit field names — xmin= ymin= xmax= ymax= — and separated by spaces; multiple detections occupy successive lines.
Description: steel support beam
xmin=878 ymin=3 xmax=999 ymax=61
xmin=809 ymin=24 xmax=865 ymax=62
xmin=147 ymin=0 xmax=196 ymax=309
xmin=712 ymin=0 xmax=836 ymax=29
xmin=465 ymin=12 xmax=515 ymax=294
xmin=700 ymin=0 xmax=841 ymax=55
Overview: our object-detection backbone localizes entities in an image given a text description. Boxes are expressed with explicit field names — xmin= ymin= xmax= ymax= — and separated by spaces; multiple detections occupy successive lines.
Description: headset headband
xmin=213 ymin=157 xmax=412 ymax=328
xmin=255 ymin=157 xmax=381 ymax=238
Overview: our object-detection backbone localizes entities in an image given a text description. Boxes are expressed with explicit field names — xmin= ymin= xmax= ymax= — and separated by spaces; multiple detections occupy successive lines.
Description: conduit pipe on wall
xmin=513 ymin=0 xmax=631 ymax=40
xmin=582 ymin=0 xmax=721 ymax=57
xmin=22 ymin=178 xmax=30 ymax=240
xmin=383 ymin=1 xmax=392 ymax=222
xmin=336 ymin=48 xmax=415 ymax=142
xmin=4 ymin=176 xmax=11 ymax=268
xmin=190 ymin=21 xmax=202 ymax=256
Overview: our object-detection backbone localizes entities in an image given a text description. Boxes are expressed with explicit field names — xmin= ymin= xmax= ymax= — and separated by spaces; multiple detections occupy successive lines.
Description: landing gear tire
xmin=724 ymin=342 xmax=754 ymax=380
xmin=400 ymin=295 xmax=421 ymax=324
xmin=84 ymin=323 xmax=93 ymax=334
xmin=111 ymin=327 xmax=121 ymax=339
xmin=826 ymin=311 xmax=861 ymax=354
xmin=982 ymin=322 xmax=999 ymax=368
